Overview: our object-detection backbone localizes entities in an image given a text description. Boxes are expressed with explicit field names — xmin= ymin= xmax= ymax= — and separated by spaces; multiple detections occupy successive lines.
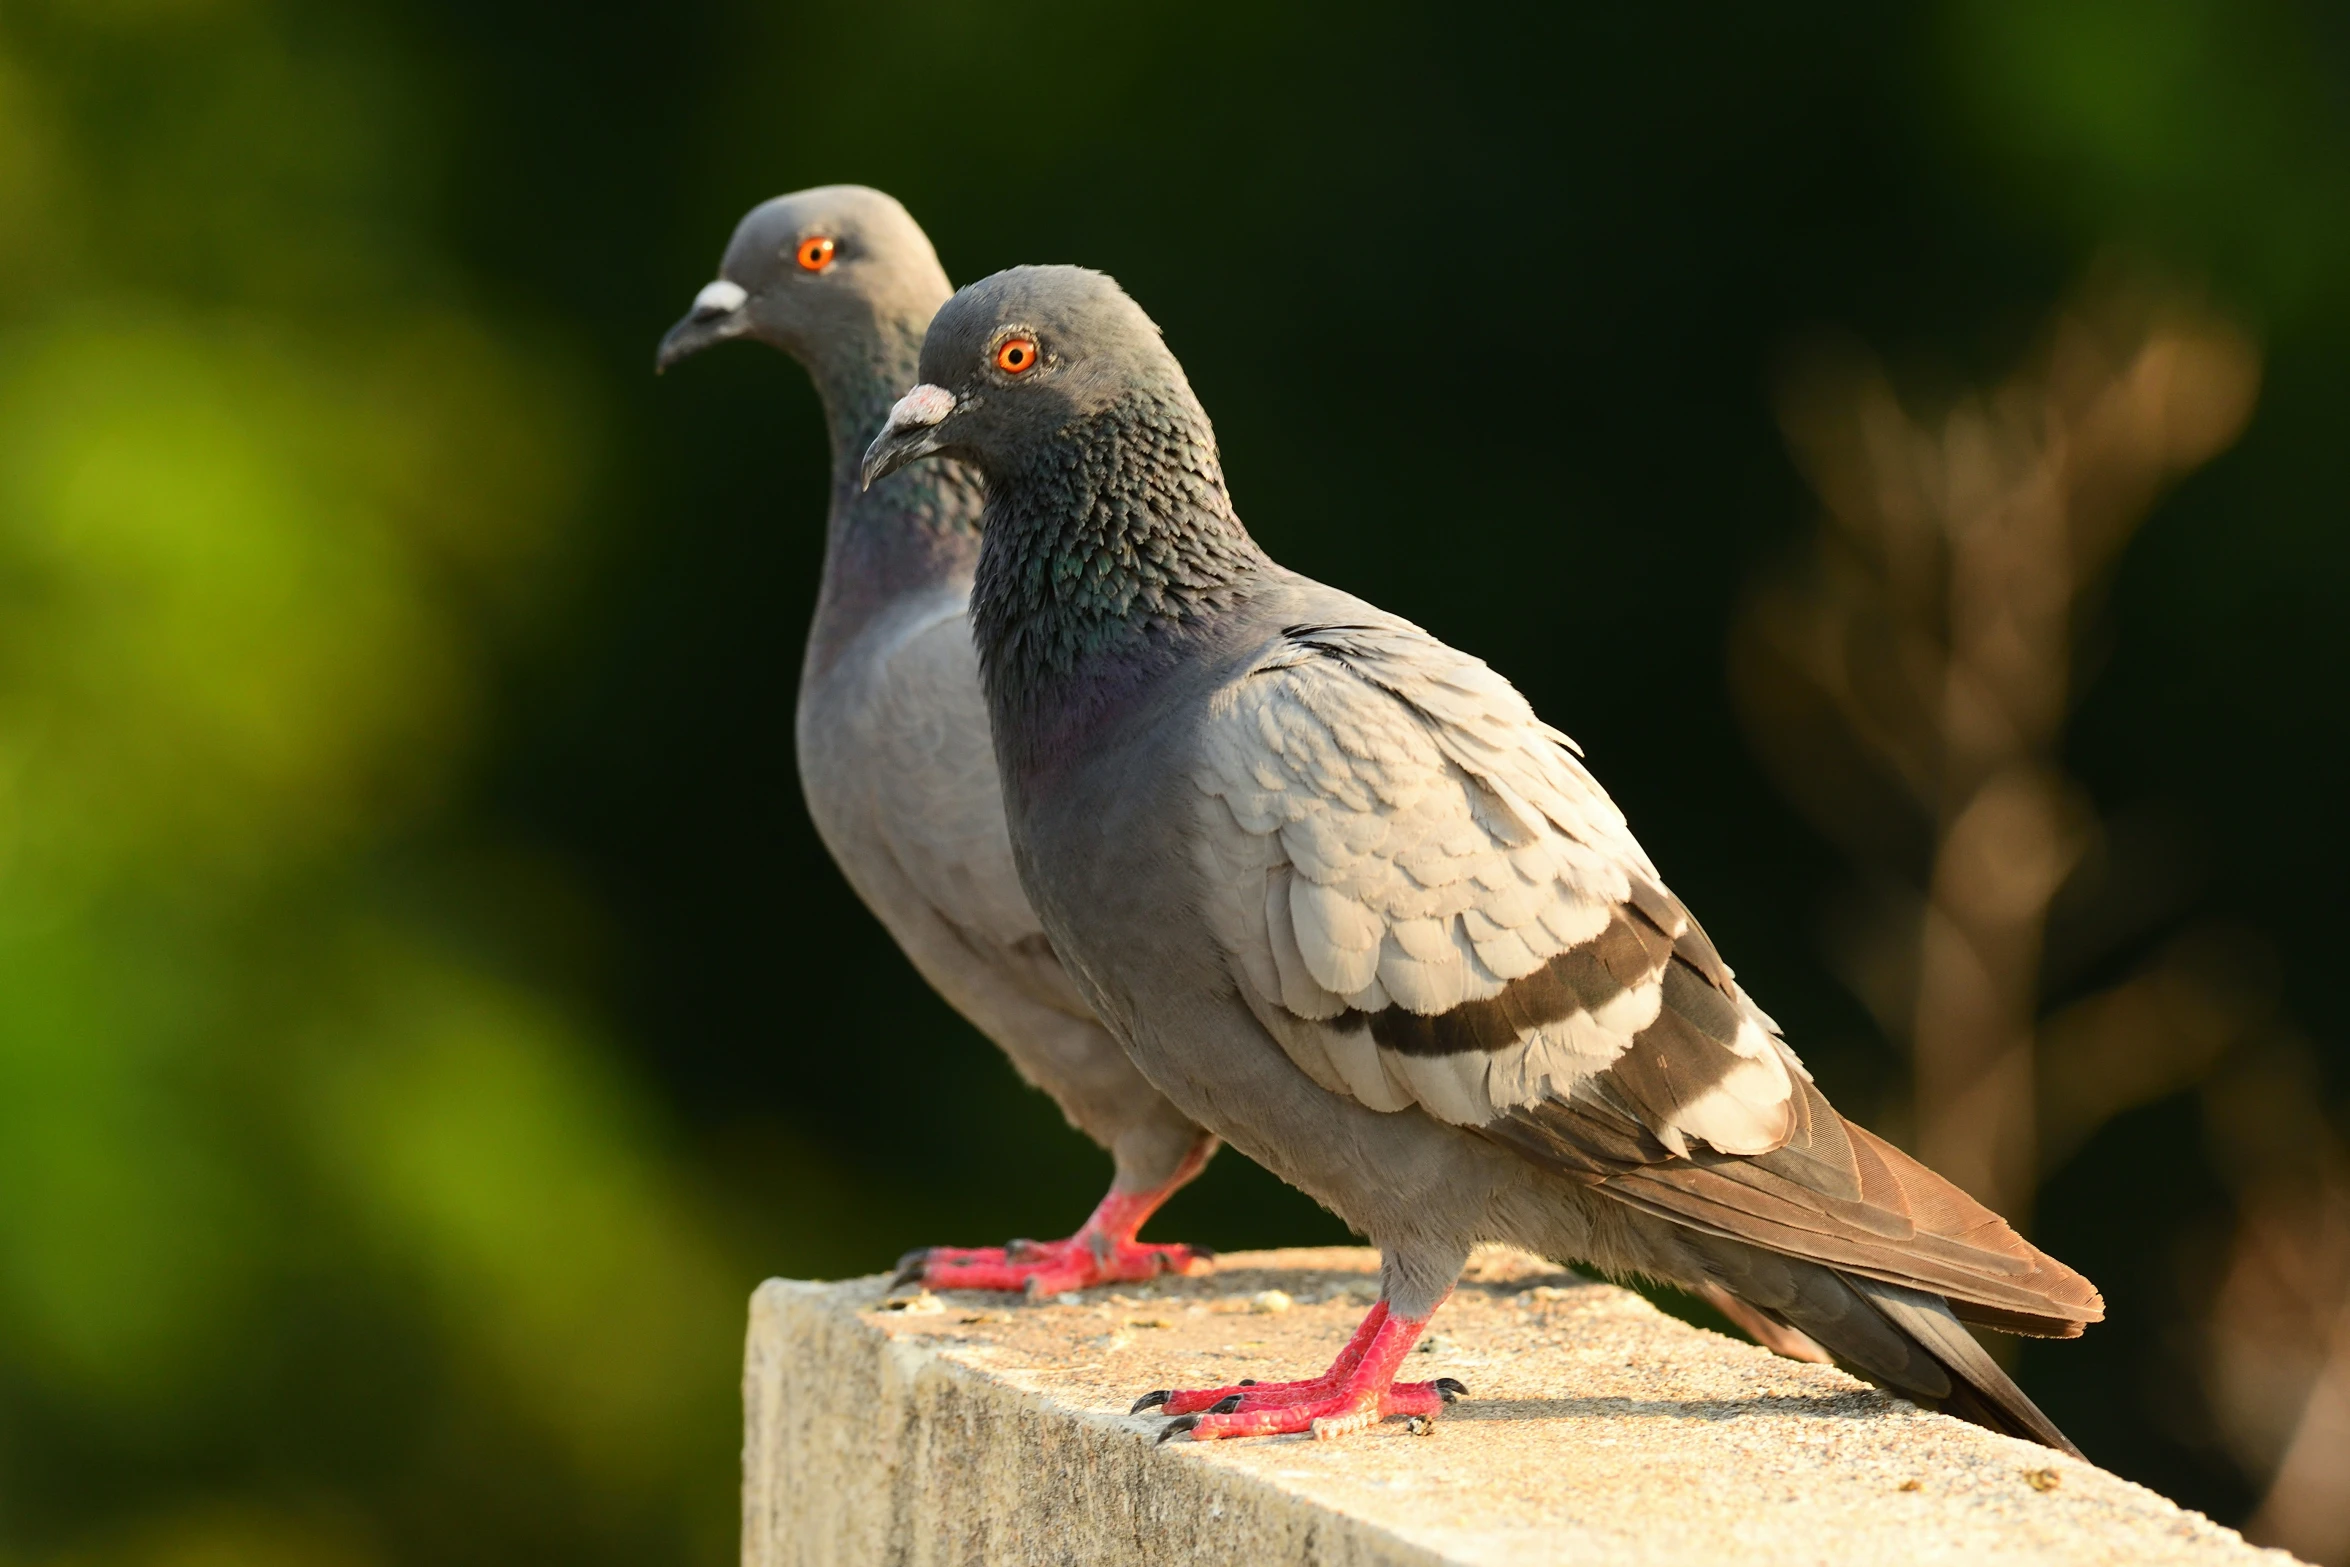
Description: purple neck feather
xmin=800 ymin=320 xmax=985 ymax=681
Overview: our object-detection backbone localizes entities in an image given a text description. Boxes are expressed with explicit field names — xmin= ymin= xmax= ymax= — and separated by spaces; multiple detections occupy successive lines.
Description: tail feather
xmin=1700 ymin=1240 xmax=1949 ymax=1396
xmin=1596 ymin=1100 xmax=2103 ymax=1331
xmin=1521 ymin=1040 xmax=2096 ymax=1452
xmin=1693 ymin=1236 xmax=2084 ymax=1457
xmin=1850 ymin=1277 xmax=2083 ymax=1458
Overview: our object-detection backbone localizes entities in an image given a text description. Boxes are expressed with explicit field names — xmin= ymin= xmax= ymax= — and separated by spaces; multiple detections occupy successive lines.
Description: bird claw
xmin=891 ymin=1232 xmax=1212 ymax=1296
xmin=1136 ymin=1372 xmax=1458 ymax=1418
xmin=1156 ymin=1415 xmax=1201 ymax=1445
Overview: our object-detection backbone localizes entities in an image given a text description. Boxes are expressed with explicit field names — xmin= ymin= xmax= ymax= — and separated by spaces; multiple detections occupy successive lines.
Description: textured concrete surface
xmin=743 ymin=1246 xmax=2295 ymax=1567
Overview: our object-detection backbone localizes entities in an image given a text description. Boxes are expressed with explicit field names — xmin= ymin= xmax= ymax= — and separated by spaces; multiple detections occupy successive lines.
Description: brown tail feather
xmin=1608 ymin=1173 xmax=2097 ymax=1332
xmin=1949 ymin=1300 xmax=2091 ymax=1340
xmin=1595 ymin=1084 xmax=2102 ymax=1332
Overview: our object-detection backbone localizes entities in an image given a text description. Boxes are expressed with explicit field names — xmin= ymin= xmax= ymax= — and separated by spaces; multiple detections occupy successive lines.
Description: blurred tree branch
xmin=1733 ymin=280 xmax=2258 ymax=1224
xmin=2204 ymin=1043 xmax=2350 ymax=1565
xmin=1734 ymin=278 xmax=2350 ymax=1562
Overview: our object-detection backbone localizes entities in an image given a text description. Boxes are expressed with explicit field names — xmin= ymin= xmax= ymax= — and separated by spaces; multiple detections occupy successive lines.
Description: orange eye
xmin=995 ymin=337 xmax=1039 ymax=374
xmin=795 ymin=236 xmax=836 ymax=272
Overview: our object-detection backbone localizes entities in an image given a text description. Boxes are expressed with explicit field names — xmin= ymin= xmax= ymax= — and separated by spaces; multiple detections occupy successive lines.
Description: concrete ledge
xmin=743 ymin=1246 xmax=2293 ymax=1567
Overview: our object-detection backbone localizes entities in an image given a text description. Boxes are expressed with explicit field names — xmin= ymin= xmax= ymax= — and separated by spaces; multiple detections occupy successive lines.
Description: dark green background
xmin=1 ymin=1 xmax=2343 ymax=1562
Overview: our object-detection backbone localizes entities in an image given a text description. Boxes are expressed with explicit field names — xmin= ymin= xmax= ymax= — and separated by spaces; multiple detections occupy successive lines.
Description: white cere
xmin=693 ymin=279 xmax=748 ymax=316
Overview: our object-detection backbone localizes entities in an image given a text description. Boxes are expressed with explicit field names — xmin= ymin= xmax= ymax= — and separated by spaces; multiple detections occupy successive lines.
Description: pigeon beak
xmin=654 ymin=279 xmax=751 ymax=373
xmin=860 ymin=383 xmax=958 ymax=490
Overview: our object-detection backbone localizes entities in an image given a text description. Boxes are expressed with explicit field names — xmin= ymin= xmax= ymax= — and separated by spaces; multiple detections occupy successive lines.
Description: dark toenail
xmin=887 ymin=1249 xmax=930 ymax=1289
xmin=1131 ymin=1390 xmax=1171 ymax=1415
xmin=1433 ymin=1377 xmax=1468 ymax=1403
xmin=1156 ymin=1415 xmax=1200 ymax=1445
xmin=1237 ymin=1378 xmax=1258 ymax=1386
xmin=1192 ymin=1244 xmax=1218 ymax=1260
xmin=1210 ymin=1394 xmax=1243 ymax=1413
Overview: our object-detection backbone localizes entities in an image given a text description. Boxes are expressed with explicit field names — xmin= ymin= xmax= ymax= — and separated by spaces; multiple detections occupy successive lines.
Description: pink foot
xmin=1134 ymin=1299 xmax=1392 ymax=1413
xmin=1159 ymin=1379 xmax=1463 ymax=1441
xmin=1133 ymin=1296 xmax=1467 ymax=1442
xmin=898 ymin=1233 xmax=1212 ymax=1295
xmin=1134 ymin=1372 xmax=1467 ymax=1420
xmin=889 ymin=1161 xmax=1214 ymax=1297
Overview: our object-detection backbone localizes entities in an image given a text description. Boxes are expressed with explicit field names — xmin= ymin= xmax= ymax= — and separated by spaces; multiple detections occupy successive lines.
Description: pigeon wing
xmin=1192 ymin=616 xmax=2099 ymax=1333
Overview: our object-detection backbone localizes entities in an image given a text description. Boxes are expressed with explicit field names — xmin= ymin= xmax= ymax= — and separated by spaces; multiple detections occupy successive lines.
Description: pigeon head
xmin=859 ymin=266 xmax=1198 ymax=490
xmin=655 ymin=185 xmax=950 ymax=374
xmin=865 ymin=267 xmax=1265 ymax=720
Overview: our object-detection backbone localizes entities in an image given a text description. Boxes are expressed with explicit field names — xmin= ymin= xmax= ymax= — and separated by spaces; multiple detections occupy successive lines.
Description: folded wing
xmin=1191 ymin=615 xmax=2099 ymax=1336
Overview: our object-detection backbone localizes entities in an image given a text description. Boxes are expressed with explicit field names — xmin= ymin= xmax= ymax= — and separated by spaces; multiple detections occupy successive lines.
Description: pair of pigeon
xmin=658 ymin=186 xmax=2101 ymax=1449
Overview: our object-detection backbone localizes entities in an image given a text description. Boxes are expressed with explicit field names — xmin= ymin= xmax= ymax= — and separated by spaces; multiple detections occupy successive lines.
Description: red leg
xmin=892 ymin=1142 xmax=1215 ymax=1296
xmin=1135 ymin=1294 xmax=1468 ymax=1442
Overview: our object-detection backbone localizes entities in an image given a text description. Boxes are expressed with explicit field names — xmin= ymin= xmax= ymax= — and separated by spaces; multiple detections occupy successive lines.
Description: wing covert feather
xmin=1193 ymin=616 xmax=1786 ymax=1150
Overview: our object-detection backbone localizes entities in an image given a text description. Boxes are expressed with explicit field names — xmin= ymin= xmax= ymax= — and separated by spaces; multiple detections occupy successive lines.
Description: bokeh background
xmin=1 ymin=0 xmax=2346 ymax=1562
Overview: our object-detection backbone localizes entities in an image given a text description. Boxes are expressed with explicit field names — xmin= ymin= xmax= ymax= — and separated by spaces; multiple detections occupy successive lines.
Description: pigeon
xmin=861 ymin=265 xmax=2103 ymax=1447
xmin=657 ymin=191 xmax=1217 ymax=1294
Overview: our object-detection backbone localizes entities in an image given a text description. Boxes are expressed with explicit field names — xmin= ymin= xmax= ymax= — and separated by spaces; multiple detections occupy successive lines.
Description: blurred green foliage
xmin=0 ymin=0 xmax=2344 ymax=1562
xmin=0 ymin=3 xmax=740 ymax=1561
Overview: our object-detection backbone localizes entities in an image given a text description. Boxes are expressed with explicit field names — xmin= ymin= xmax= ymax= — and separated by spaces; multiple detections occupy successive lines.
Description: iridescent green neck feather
xmin=971 ymin=387 xmax=1268 ymax=746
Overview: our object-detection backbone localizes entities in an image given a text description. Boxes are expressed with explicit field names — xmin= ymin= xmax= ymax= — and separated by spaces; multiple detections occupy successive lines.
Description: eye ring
xmin=795 ymin=236 xmax=836 ymax=272
xmin=995 ymin=336 xmax=1040 ymax=374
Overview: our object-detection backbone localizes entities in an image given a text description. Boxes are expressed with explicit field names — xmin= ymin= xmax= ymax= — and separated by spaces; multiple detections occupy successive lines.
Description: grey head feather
xmin=865 ymin=266 xmax=1271 ymax=738
xmin=657 ymin=185 xmax=963 ymax=471
xmin=657 ymin=185 xmax=984 ymax=665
